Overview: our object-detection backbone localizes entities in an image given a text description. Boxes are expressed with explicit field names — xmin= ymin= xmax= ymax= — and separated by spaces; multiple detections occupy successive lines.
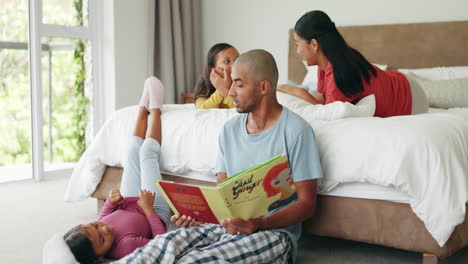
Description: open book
xmin=155 ymin=155 xmax=296 ymax=224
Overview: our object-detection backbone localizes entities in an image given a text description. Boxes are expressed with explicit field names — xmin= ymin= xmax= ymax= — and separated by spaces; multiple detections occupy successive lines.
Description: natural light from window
xmin=0 ymin=0 xmax=91 ymax=183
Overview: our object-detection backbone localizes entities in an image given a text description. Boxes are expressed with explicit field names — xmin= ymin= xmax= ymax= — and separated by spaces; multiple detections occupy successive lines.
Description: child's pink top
xmin=98 ymin=197 xmax=165 ymax=259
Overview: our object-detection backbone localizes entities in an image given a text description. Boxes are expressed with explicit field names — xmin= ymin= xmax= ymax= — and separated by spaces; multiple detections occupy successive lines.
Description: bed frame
xmin=91 ymin=21 xmax=468 ymax=264
xmin=288 ymin=21 xmax=468 ymax=264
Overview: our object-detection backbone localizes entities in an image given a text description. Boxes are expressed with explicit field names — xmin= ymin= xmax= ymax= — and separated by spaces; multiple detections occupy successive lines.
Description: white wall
xmin=201 ymin=0 xmax=468 ymax=84
xmin=113 ymin=0 xmax=153 ymax=109
xmin=107 ymin=0 xmax=468 ymax=110
xmin=95 ymin=0 xmax=115 ymax=131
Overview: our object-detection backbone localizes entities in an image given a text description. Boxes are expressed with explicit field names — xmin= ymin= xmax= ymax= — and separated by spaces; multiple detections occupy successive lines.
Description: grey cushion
xmin=406 ymin=73 xmax=468 ymax=108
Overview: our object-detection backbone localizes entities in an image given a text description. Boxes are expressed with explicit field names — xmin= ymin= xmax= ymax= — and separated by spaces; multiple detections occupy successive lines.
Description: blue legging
xmin=120 ymin=136 xmax=171 ymax=226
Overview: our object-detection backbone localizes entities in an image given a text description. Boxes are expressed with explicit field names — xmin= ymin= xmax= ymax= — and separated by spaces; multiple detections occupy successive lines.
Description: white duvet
xmin=65 ymin=93 xmax=468 ymax=247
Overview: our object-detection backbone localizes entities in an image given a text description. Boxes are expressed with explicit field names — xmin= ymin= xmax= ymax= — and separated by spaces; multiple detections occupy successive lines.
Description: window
xmin=0 ymin=0 xmax=32 ymax=181
xmin=0 ymin=0 xmax=100 ymax=182
xmin=42 ymin=0 xmax=88 ymax=26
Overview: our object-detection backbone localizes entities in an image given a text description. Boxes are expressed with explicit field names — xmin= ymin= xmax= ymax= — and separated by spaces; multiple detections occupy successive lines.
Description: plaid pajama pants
xmin=114 ymin=223 xmax=291 ymax=264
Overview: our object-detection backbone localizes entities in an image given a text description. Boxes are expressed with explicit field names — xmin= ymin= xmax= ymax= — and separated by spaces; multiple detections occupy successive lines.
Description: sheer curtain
xmin=153 ymin=0 xmax=202 ymax=103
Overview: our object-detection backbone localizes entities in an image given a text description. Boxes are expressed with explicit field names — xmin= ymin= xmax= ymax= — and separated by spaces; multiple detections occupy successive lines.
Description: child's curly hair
xmin=63 ymin=225 xmax=97 ymax=264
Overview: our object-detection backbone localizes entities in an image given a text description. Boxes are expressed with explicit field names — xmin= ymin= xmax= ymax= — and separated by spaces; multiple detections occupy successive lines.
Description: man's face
xmin=229 ymin=63 xmax=260 ymax=113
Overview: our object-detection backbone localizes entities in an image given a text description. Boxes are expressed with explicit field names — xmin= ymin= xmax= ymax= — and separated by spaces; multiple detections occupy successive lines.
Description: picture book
xmin=155 ymin=155 xmax=296 ymax=224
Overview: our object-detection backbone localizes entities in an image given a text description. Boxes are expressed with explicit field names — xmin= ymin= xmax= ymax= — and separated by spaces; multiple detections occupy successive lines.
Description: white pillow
xmin=398 ymin=66 xmax=468 ymax=80
xmin=276 ymin=92 xmax=376 ymax=122
xmin=300 ymin=62 xmax=388 ymax=92
xmin=406 ymin=73 xmax=468 ymax=108
xmin=43 ymin=234 xmax=79 ymax=264
xmin=300 ymin=62 xmax=319 ymax=93
xmin=373 ymin=63 xmax=388 ymax=70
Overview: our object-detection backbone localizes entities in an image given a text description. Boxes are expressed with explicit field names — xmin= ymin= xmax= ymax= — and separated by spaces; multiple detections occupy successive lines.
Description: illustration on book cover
xmin=156 ymin=155 xmax=296 ymax=223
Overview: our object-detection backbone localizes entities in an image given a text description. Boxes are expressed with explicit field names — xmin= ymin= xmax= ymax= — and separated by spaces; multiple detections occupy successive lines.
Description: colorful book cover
xmin=155 ymin=155 xmax=296 ymax=224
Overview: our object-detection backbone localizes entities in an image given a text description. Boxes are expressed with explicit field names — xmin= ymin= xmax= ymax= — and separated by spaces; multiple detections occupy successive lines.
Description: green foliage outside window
xmin=0 ymin=0 xmax=88 ymax=166
xmin=0 ymin=1 xmax=29 ymax=166
xmin=72 ymin=0 xmax=88 ymax=160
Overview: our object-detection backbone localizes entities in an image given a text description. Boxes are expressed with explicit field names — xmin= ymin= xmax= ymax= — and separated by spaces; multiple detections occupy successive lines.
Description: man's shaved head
xmin=233 ymin=49 xmax=278 ymax=91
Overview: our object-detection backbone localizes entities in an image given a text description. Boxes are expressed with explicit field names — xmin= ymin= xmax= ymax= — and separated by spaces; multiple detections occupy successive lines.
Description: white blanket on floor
xmin=65 ymin=93 xmax=468 ymax=247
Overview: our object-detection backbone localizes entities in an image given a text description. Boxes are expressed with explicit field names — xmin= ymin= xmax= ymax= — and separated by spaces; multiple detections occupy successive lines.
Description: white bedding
xmin=65 ymin=93 xmax=376 ymax=201
xmin=320 ymin=182 xmax=410 ymax=203
xmin=65 ymin=93 xmax=468 ymax=247
xmin=319 ymin=108 xmax=468 ymax=247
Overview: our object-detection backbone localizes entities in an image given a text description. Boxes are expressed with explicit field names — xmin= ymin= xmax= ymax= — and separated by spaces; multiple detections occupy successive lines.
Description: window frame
xmin=28 ymin=0 xmax=103 ymax=181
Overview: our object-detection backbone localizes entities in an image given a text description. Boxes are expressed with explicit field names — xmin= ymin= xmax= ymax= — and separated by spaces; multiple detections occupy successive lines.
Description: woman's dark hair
xmin=63 ymin=225 xmax=97 ymax=264
xmin=194 ymin=43 xmax=235 ymax=99
xmin=295 ymin=10 xmax=376 ymax=98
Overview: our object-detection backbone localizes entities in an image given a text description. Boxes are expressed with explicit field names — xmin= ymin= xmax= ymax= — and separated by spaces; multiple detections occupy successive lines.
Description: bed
xmin=65 ymin=21 xmax=468 ymax=264
xmin=288 ymin=21 xmax=468 ymax=264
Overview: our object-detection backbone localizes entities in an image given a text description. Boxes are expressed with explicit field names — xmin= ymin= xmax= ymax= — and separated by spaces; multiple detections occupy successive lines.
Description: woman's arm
xmin=277 ymin=84 xmax=324 ymax=104
xmin=314 ymin=92 xmax=325 ymax=104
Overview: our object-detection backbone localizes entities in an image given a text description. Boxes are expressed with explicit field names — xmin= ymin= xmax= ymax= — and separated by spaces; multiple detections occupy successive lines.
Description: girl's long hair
xmin=295 ymin=10 xmax=376 ymax=97
xmin=194 ymin=43 xmax=235 ymax=99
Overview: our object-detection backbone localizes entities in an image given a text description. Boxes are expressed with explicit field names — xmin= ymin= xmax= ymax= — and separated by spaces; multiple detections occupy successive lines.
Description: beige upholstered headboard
xmin=288 ymin=21 xmax=468 ymax=84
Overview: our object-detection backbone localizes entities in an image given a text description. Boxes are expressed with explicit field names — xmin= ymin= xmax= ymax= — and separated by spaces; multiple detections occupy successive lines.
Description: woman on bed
xmin=55 ymin=79 xmax=171 ymax=263
xmin=278 ymin=10 xmax=428 ymax=117
xmin=194 ymin=43 xmax=239 ymax=109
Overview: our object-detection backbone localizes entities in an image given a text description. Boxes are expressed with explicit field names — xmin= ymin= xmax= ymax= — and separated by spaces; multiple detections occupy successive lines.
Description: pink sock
xmin=147 ymin=76 xmax=165 ymax=109
xmin=139 ymin=80 xmax=150 ymax=109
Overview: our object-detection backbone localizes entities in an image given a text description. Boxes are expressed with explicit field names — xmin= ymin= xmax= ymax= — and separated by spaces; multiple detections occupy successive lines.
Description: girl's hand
xmin=137 ymin=189 xmax=156 ymax=216
xmin=210 ymin=68 xmax=232 ymax=97
xmin=108 ymin=189 xmax=124 ymax=205
xmin=170 ymin=214 xmax=202 ymax=227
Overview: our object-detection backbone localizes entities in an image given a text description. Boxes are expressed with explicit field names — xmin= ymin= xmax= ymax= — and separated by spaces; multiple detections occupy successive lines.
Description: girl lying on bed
xmin=278 ymin=10 xmax=428 ymax=118
xmin=45 ymin=78 xmax=172 ymax=263
xmin=194 ymin=43 xmax=239 ymax=109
